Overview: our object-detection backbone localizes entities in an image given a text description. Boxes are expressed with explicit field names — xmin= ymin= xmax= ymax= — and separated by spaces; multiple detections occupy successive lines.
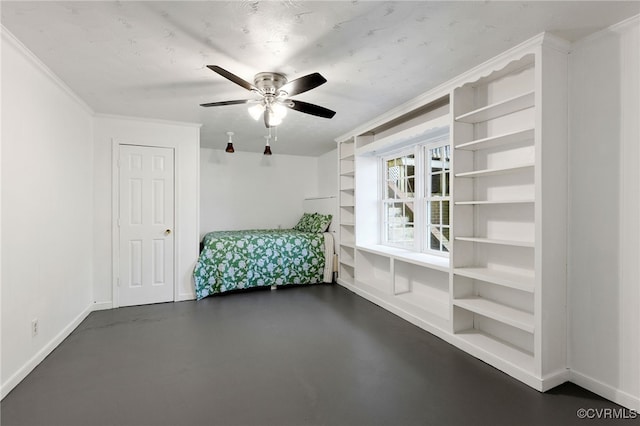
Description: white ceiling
xmin=2 ymin=1 xmax=638 ymax=156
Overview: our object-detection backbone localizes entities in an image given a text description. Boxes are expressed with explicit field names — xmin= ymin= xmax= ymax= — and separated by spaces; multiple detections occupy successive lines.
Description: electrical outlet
xmin=31 ymin=318 xmax=39 ymax=337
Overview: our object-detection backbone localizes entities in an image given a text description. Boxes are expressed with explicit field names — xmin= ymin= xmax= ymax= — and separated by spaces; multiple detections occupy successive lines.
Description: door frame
xmin=111 ymin=140 xmax=179 ymax=308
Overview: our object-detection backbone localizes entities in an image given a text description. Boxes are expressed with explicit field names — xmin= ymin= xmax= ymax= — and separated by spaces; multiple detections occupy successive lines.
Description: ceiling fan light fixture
xmin=266 ymin=113 xmax=282 ymax=127
xmin=271 ymin=103 xmax=287 ymax=120
xmin=264 ymin=135 xmax=272 ymax=156
xmin=248 ymin=103 xmax=264 ymax=121
xmin=225 ymin=131 xmax=235 ymax=153
xmin=202 ymin=66 xmax=336 ymax=129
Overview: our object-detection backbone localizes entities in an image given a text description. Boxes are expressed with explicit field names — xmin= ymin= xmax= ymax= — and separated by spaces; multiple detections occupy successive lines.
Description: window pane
xmin=442 ymin=201 xmax=450 ymax=225
xmin=442 ymin=227 xmax=450 ymax=252
xmin=403 ymin=202 xmax=415 ymax=224
xmin=386 ymin=154 xmax=416 ymax=201
xmin=429 ymin=227 xmax=440 ymax=250
xmin=387 ymin=179 xmax=400 ymax=199
xmin=444 ymin=172 xmax=450 ymax=196
xmin=443 ymin=146 xmax=451 ymax=170
xmin=407 ymin=177 xmax=415 ymax=196
xmin=430 ymin=201 xmax=441 ymax=224
xmin=431 ymin=147 xmax=441 ymax=160
xmin=431 ymin=173 xmax=442 ymax=196
xmin=423 ymin=143 xmax=451 ymax=255
xmin=385 ymin=201 xmax=414 ymax=247
xmin=386 ymin=202 xmax=402 ymax=223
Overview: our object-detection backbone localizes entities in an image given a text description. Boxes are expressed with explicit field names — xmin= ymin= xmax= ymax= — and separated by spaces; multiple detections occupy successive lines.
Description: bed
xmin=194 ymin=210 xmax=334 ymax=300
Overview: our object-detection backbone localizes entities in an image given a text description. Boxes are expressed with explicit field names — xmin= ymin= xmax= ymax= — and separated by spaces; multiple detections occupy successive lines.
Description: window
xmin=382 ymin=152 xmax=415 ymax=249
xmin=425 ymin=144 xmax=450 ymax=254
xmin=380 ymin=140 xmax=450 ymax=256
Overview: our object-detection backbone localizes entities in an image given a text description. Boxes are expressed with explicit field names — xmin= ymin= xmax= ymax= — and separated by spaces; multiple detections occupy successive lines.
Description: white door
xmin=118 ymin=145 xmax=175 ymax=307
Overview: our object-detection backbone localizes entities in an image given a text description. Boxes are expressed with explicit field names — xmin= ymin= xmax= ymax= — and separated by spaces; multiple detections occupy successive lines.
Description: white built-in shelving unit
xmin=335 ymin=32 xmax=570 ymax=392
xmin=337 ymin=138 xmax=356 ymax=285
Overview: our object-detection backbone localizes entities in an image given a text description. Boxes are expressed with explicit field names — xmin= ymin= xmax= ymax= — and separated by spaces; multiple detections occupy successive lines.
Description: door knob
xmin=164 ymin=229 xmax=172 ymax=235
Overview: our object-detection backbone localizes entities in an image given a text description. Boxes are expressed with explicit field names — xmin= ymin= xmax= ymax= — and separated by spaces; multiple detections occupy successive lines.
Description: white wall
xmin=199 ymin=148 xmax=318 ymax=234
xmin=568 ymin=16 xmax=640 ymax=410
xmin=93 ymin=115 xmax=201 ymax=306
xmin=317 ymin=148 xmax=337 ymax=198
xmin=1 ymin=30 xmax=94 ymax=397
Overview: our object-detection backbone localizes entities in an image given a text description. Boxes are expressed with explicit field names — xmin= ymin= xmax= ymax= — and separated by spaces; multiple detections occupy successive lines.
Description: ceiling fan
xmin=200 ymin=65 xmax=336 ymax=128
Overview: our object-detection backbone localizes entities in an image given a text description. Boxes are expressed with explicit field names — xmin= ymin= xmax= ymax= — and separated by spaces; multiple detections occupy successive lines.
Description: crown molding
xmin=94 ymin=113 xmax=203 ymax=128
xmin=1 ymin=25 xmax=94 ymax=115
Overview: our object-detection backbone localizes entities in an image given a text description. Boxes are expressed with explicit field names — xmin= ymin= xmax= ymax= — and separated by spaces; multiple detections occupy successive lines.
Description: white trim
xmin=571 ymin=14 xmax=640 ymax=51
xmin=609 ymin=14 xmax=640 ymax=34
xmin=172 ymin=147 xmax=180 ymax=303
xmin=94 ymin=113 xmax=202 ymax=129
xmin=111 ymin=140 xmax=121 ymax=308
xmin=176 ymin=293 xmax=196 ymax=302
xmin=92 ymin=301 xmax=113 ymax=311
xmin=570 ymin=370 xmax=640 ymax=411
xmin=112 ymin=141 xmax=179 ymax=307
xmin=1 ymin=25 xmax=94 ymax=115
xmin=0 ymin=303 xmax=93 ymax=400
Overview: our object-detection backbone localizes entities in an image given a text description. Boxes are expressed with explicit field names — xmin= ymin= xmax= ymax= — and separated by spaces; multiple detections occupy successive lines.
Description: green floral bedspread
xmin=194 ymin=229 xmax=327 ymax=300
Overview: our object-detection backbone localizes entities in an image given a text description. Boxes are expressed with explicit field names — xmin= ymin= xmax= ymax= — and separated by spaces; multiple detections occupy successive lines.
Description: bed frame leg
xmin=270 ymin=285 xmax=277 ymax=291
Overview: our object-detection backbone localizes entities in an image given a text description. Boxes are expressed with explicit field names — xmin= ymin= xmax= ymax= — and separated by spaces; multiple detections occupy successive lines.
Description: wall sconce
xmin=225 ymin=131 xmax=235 ymax=153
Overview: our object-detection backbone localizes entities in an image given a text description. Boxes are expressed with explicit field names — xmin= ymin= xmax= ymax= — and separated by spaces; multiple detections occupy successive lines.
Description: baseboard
xmin=177 ymin=292 xmax=196 ymax=302
xmin=92 ymin=301 xmax=113 ymax=311
xmin=0 ymin=302 xmax=93 ymax=400
xmin=540 ymin=369 xmax=571 ymax=391
xmin=570 ymin=370 xmax=640 ymax=411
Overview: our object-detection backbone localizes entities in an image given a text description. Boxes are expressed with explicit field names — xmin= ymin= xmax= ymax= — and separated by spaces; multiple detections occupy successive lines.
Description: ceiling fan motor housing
xmin=254 ymin=72 xmax=287 ymax=95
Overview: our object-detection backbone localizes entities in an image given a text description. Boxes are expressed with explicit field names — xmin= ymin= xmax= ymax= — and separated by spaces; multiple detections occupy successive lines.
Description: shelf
xmin=340 ymin=187 xmax=355 ymax=192
xmin=454 ymin=267 xmax=535 ymax=293
xmin=340 ymin=258 xmax=355 ymax=268
xmin=340 ymin=241 xmax=355 ymax=249
xmin=340 ymin=221 xmax=355 ymax=227
xmin=340 ymin=153 xmax=355 ymax=160
xmin=455 ymin=237 xmax=534 ymax=248
xmin=357 ymin=244 xmax=450 ymax=273
xmin=454 ymin=297 xmax=534 ymax=333
xmin=455 ymin=91 xmax=535 ymax=124
xmin=455 ymin=128 xmax=535 ymax=151
xmin=455 ymin=164 xmax=534 ymax=178
xmin=455 ymin=199 xmax=535 ymax=205
xmin=395 ymin=292 xmax=449 ymax=320
xmin=455 ymin=329 xmax=534 ymax=372
xmin=340 ymin=170 xmax=355 ymax=177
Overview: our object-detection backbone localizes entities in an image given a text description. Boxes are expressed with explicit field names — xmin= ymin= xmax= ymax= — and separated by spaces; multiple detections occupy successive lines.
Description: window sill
xmin=356 ymin=244 xmax=450 ymax=273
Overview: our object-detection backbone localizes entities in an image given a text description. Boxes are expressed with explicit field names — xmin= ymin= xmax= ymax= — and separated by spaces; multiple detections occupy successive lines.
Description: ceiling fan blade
xmin=281 ymin=73 xmax=327 ymax=96
xmin=200 ymin=99 xmax=251 ymax=107
xmin=287 ymin=99 xmax=336 ymax=119
xmin=207 ymin=65 xmax=257 ymax=92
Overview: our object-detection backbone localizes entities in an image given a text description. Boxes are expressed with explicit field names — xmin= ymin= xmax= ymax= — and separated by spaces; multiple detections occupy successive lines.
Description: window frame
xmin=378 ymin=138 xmax=450 ymax=257
xmin=423 ymin=141 xmax=451 ymax=257
xmin=380 ymin=147 xmax=420 ymax=250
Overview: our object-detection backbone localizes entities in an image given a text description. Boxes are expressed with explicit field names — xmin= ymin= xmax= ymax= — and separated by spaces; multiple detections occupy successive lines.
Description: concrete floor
xmin=1 ymin=284 xmax=629 ymax=426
